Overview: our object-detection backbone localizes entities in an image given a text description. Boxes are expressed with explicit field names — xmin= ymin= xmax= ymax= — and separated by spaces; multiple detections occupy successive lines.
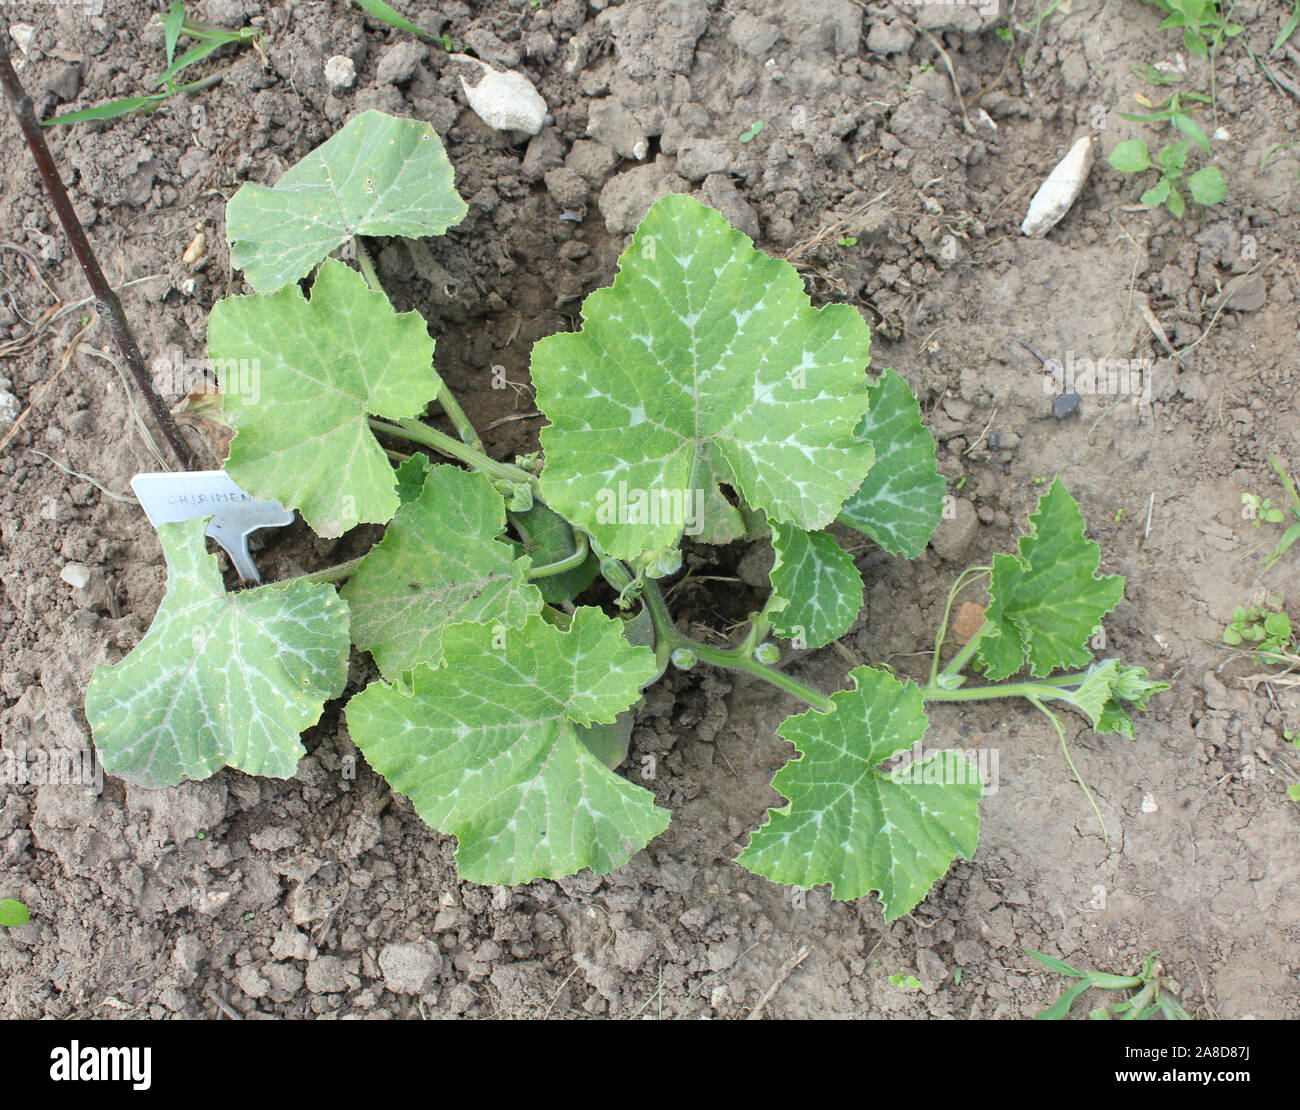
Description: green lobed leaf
xmin=393 ymin=453 xmax=432 ymax=505
xmin=226 ymin=110 xmax=467 ymax=292
xmin=738 ymin=667 xmax=981 ymax=920
xmin=341 ymin=465 xmax=543 ymax=681
xmin=768 ymin=521 xmax=863 ymax=649
xmin=533 ymin=194 xmax=875 ymax=563
xmin=85 ymin=518 xmax=350 ymax=787
xmin=976 ymin=479 xmax=1125 ymax=680
xmin=346 ymin=608 xmax=668 ymax=884
xmin=209 ymin=259 xmax=440 ymax=537
xmin=838 ymin=368 xmax=946 ymax=557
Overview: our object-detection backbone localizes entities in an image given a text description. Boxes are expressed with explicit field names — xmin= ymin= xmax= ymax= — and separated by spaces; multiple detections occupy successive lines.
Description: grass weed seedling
xmin=83 ymin=112 xmax=1168 ymax=922
xmin=1027 ymin=949 xmax=1192 ymax=1019
xmin=44 ymin=2 xmax=262 ymax=126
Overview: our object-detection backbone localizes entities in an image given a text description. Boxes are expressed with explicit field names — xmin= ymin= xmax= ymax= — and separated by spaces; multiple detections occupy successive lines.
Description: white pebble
xmin=459 ymin=62 xmax=547 ymax=136
xmin=324 ymin=55 xmax=356 ymax=92
xmin=10 ymin=24 xmax=35 ymax=56
xmin=0 ymin=390 xmax=20 ymax=429
xmin=60 ymin=563 xmax=92 ymax=590
xmin=1140 ymin=792 xmax=1159 ymax=814
xmin=1021 ymin=135 xmax=1094 ymax=238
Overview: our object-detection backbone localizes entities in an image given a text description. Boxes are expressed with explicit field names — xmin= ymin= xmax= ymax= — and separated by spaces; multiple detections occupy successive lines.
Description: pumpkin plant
xmin=85 ymin=112 xmax=1165 ymax=920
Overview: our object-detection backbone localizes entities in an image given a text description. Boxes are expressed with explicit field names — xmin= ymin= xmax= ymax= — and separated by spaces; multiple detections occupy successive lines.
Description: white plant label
xmin=130 ymin=470 xmax=293 ymax=583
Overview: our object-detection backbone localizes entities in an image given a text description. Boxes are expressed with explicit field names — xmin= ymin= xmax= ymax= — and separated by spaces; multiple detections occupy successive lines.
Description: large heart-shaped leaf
xmin=346 ymin=608 xmax=668 ymax=884
xmin=208 ymin=259 xmax=439 ymax=537
xmin=341 ymin=464 xmax=543 ymax=681
xmin=85 ymin=518 xmax=350 ymax=787
xmin=738 ymin=666 xmax=981 ymax=920
xmin=532 ymin=194 xmax=875 ymax=564
xmin=226 ymin=110 xmax=468 ymax=292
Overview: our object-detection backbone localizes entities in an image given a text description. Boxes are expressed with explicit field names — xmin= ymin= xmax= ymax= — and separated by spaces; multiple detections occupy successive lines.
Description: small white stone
xmin=1140 ymin=792 xmax=1159 ymax=814
xmin=60 ymin=563 xmax=92 ymax=590
xmin=324 ymin=55 xmax=356 ymax=92
xmin=10 ymin=24 xmax=36 ymax=56
xmin=0 ymin=390 xmax=20 ymax=429
xmin=1021 ymin=135 xmax=1094 ymax=238
xmin=459 ymin=62 xmax=547 ymax=135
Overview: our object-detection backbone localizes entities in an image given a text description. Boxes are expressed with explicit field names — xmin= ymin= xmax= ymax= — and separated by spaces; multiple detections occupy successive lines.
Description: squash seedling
xmin=83 ymin=112 xmax=1167 ymax=921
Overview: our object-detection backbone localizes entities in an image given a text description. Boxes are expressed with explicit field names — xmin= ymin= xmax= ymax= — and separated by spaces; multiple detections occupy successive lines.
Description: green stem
xmin=527 ymin=531 xmax=589 ymax=579
xmin=293 ymin=556 xmax=365 ymax=584
xmin=929 ymin=566 xmax=991 ymax=686
xmin=919 ymin=668 xmax=1096 ymax=704
xmin=369 ymin=416 xmax=539 ymax=491
xmin=639 ymin=579 xmax=833 ymax=711
xmin=938 ymin=622 xmax=989 ymax=682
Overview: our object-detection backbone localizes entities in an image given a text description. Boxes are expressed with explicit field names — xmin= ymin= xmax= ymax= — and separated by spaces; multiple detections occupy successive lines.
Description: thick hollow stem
xmin=0 ymin=34 xmax=195 ymax=470
xmin=368 ymin=416 xmax=539 ymax=491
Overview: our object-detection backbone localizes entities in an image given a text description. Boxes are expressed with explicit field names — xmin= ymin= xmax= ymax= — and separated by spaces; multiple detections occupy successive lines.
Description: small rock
xmin=866 ymin=20 xmax=914 ymax=54
xmin=700 ymin=174 xmax=759 ymax=239
xmin=378 ymin=942 xmax=443 ymax=995
xmin=676 ymin=139 xmax=731 ymax=182
xmin=376 ymin=42 xmax=427 ymax=86
xmin=204 ymin=0 xmax=248 ymax=24
xmin=1223 ymin=273 xmax=1266 ymax=313
xmin=270 ymin=924 xmax=315 ymax=962
xmin=597 ymin=161 xmax=690 ymax=235
xmin=612 ymin=930 xmax=657 ymax=973
xmin=543 ymin=166 xmax=589 ymax=209
xmin=565 ymin=139 xmax=618 ymax=182
xmin=942 ymin=396 xmax=973 ymax=422
xmin=706 ymin=939 xmax=741 ymax=972
xmin=59 ymin=563 xmax=92 ymax=590
xmin=9 ymin=24 xmax=36 ymax=56
xmin=305 ymin=955 xmax=352 ymax=994
xmin=587 ymin=98 xmax=648 ymax=160
xmin=172 ymin=934 xmax=207 ymax=986
xmin=521 ymin=129 xmax=564 ymax=179
xmin=460 ymin=63 xmax=547 ymax=135
xmin=0 ymin=390 xmax=19 ymax=428
xmin=736 ymin=538 xmax=776 ymax=589
xmin=235 ymin=964 xmax=271 ymax=1000
xmin=931 ymin=499 xmax=978 ymax=561
xmin=727 ymin=13 xmax=781 ymax=56
xmin=1053 ymin=392 xmax=1081 ymax=419
xmin=1140 ymin=792 xmax=1159 ymax=813
xmin=323 ymin=55 xmax=356 ymax=92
